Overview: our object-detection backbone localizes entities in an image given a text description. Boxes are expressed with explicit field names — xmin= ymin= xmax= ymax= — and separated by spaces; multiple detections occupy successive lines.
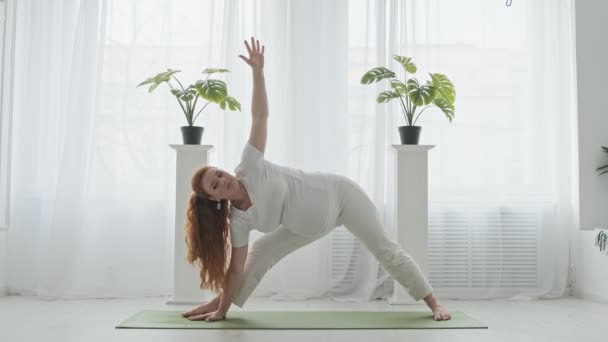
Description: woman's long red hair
xmin=186 ymin=166 xmax=232 ymax=294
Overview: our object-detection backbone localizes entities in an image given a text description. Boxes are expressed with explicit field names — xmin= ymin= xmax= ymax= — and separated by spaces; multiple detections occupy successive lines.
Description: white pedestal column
xmin=386 ymin=145 xmax=434 ymax=305
xmin=167 ymin=144 xmax=216 ymax=304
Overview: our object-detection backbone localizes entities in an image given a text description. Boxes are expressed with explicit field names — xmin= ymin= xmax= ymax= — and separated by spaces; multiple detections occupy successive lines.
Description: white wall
xmin=572 ymin=0 xmax=608 ymax=302
xmin=0 ymin=231 xmax=6 ymax=296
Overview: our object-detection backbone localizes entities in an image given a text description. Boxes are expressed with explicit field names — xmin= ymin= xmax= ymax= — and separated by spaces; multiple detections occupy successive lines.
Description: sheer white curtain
xmin=8 ymin=0 xmax=119 ymax=298
xmin=7 ymin=0 xmax=576 ymax=301
xmin=375 ymin=0 xmax=577 ymax=299
xmin=7 ymin=0 xmax=373 ymax=300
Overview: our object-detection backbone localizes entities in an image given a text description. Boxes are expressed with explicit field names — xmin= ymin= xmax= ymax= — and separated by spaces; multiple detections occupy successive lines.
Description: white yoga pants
xmin=232 ymin=174 xmax=433 ymax=307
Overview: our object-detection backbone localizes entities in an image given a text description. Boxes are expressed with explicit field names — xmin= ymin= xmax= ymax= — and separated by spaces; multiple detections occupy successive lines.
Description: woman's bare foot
xmin=181 ymin=295 xmax=221 ymax=318
xmin=423 ymin=293 xmax=452 ymax=321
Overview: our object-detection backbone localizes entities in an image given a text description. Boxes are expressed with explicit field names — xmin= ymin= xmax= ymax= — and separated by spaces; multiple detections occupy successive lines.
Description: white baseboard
xmin=572 ymin=287 xmax=608 ymax=303
xmin=0 ymin=286 xmax=7 ymax=297
xmin=166 ymin=297 xmax=207 ymax=305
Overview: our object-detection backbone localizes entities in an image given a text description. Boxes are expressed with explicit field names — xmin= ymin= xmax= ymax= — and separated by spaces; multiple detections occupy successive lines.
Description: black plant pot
xmin=398 ymin=125 xmax=421 ymax=145
xmin=180 ymin=126 xmax=204 ymax=145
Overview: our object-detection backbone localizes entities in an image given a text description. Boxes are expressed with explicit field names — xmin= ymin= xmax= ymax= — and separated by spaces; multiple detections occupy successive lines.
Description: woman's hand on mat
xmin=186 ymin=310 xmax=226 ymax=322
xmin=430 ymin=304 xmax=452 ymax=321
xmin=181 ymin=296 xmax=220 ymax=318
xmin=239 ymin=36 xmax=264 ymax=70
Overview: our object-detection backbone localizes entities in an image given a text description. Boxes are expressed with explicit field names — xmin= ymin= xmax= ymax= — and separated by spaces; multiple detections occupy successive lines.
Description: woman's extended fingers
xmin=188 ymin=312 xmax=224 ymax=322
xmin=238 ymin=54 xmax=251 ymax=66
xmin=243 ymin=37 xmax=264 ymax=55
xmin=244 ymin=39 xmax=252 ymax=55
xmin=188 ymin=313 xmax=209 ymax=321
xmin=240 ymin=36 xmax=265 ymax=68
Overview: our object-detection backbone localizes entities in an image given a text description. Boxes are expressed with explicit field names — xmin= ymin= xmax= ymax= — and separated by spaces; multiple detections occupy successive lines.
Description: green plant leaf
xmin=180 ymin=94 xmax=195 ymax=102
xmin=137 ymin=76 xmax=156 ymax=87
xmin=602 ymin=146 xmax=608 ymax=153
xmin=137 ymin=69 xmax=181 ymax=92
xmin=361 ymin=67 xmax=396 ymax=84
xmin=170 ymin=89 xmax=182 ymax=97
xmin=219 ymin=96 xmax=242 ymax=111
xmin=202 ymin=68 xmax=230 ymax=75
xmin=148 ymin=82 xmax=161 ymax=93
xmin=406 ymin=79 xmax=436 ymax=106
xmin=430 ymin=73 xmax=455 ymax=104
xmin=393 ymin=55 xmax=417 ymax=73
xmin=390 ymin=79 xmax=407 ymax=95
xmin=195 ymin=79 xmax=228 ymax=103
xmin=433 ymin=97 xmax=455 ymax=122
xmin=377 ymin=91 xmax=401 ymax=103
xmin=155 ymin=69 xmax=181 ymax=83
xmin=185 ymin=87 xmax=197 ymax=96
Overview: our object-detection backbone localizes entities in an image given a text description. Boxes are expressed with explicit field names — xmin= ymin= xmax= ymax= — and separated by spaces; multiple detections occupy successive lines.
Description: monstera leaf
xmin=433 ymin=98 xmax=455 ymax=123
xmin=170 ymin=88 xmax=198 ymax=102
xmin=377 ymin=91 xmax=402 ymax=103
xmin=430 ymin=73 xmax=455 ymax=104
xmin=202 ymin=68 xmax=230 ymax=75
xmin=219 ymin=96 xmax=241 ymax=111
xmin=360 ymin=67 xmax=396 ymax=84
xmin=390 ymin=79 xmax=407 ymax=95
xmin=406 ymin=79 xmax=436 ymax=106
xmin=195 ymin=79 xmax=228 ymax=103
xmin=393 ymin=55 xmax=417 ymax=74
xmin=137 ymin=69 xmax=181 ymax=93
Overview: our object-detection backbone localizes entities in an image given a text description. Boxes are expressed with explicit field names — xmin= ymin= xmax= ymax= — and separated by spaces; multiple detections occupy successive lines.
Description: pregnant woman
xmin=182 ymin=37 xmax=451 ymax=322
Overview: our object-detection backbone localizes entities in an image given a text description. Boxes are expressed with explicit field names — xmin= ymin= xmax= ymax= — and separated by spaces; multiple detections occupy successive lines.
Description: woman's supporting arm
xmin=185 ymin=245 xmax=248 ymax=321
xmin=215 ymin=244 xmax=248 ymax=316
xmin=215 ymin=268 xmax=246 ymax=315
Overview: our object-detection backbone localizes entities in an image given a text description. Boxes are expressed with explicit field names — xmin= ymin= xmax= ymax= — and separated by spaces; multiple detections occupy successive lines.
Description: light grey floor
xmin=0 ymin=295 xmax=605 ymax=342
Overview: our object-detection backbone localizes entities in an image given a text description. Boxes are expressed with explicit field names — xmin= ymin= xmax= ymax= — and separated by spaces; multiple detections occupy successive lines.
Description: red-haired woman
xmin=182 ymin=37 xmax=451 ymax=322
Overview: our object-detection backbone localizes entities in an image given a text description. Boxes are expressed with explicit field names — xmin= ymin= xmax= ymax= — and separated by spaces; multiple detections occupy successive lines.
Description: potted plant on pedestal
xmin=361 ymin=56 xmax=456 ymax=144
xmin=137 ymin=68 xmax=241 ymax=144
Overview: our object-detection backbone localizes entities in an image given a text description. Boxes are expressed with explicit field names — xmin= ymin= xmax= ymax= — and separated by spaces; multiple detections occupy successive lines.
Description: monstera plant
xmin=138 ymin=68 xmax=241 ymax=144
xmin=361 ymin=55 xmax=456 ymax=144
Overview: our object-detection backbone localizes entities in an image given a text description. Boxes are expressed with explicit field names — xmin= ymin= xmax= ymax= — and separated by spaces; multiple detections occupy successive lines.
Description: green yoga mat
xmin=116 ymin=310 xmax=487 ymax=329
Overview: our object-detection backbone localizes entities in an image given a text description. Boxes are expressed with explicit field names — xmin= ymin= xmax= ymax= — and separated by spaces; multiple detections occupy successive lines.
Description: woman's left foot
xmin=430 ymin=304 xmax=452 ymax=321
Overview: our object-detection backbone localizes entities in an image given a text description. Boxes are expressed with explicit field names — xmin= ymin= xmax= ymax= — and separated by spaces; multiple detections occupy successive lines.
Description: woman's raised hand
xmin=239 ymin=36 xmax=265 ymax=70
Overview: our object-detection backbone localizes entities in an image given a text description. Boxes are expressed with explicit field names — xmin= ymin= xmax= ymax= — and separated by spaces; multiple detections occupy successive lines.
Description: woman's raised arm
xmin=239 ymin=37 xmax=268 ymax=154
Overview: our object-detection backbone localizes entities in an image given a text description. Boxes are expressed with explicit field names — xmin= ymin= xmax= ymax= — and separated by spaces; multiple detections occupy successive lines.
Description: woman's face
xmin=201 ymin=167 xmax=240 ymax=201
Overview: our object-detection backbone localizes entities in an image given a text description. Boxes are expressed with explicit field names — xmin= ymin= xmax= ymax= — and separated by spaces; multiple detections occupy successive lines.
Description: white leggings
xmin=232 ymin=174 xmax=433 ymax=307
